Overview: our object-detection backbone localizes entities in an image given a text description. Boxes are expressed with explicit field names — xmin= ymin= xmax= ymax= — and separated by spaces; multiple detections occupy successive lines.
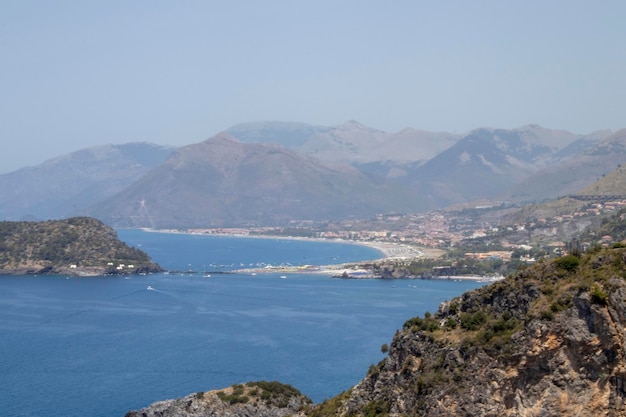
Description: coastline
xmin=135 ymin=228 xmax=487 ymax=280
xmin=138 ymin=227 xmax=441 ymax=261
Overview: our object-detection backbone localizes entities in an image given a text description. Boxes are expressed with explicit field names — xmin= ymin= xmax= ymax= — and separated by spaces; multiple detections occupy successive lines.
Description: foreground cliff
xmin=127 ymin=246 xmax=626 ymax=416
xmin=0 ymin=217 xmax=162 ymax=276
xmin=317 ymin=247 xmax=626 ymax=416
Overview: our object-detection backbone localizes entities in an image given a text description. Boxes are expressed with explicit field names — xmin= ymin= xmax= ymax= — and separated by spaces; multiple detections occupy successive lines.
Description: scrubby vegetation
xmin=397 ymin=242 xmax=626 ymax=362
xmin=307 ymin=240 xmax=626 ymax=416
xmin=215 ymin=381 xmax=311 ymax=409
xmin=0 ymin=217 xmax=161 ymax=274
xmin=307 ymin=390 xmax=352 ymax=417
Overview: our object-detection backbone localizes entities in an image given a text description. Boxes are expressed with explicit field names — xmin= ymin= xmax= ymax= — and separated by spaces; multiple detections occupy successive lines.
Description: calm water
xmin=0 ymin=230 xmax=485 ymax=417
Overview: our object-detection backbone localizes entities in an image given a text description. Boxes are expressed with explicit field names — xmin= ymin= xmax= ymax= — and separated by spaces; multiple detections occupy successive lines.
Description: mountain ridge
xmin=0 ymin=121 xmax=622 ymax=227
xmin=504 ymin=128 xmax=626 ymax=202
xmin=0 ymin=142 xmax=173 ymax=221
xmin=88 ymin=133 xmax=428 ymax=228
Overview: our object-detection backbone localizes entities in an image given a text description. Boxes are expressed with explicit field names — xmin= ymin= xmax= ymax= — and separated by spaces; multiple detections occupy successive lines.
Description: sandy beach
xmin=140 ymin=227 xmax=445 ymax=277
xmin=353 ymin=240 xmax=444 ymax=260
xmin=229 ymin=239 xmax=445 ymax=277
xmin=142 ymin=227 xmax=443 ymax=259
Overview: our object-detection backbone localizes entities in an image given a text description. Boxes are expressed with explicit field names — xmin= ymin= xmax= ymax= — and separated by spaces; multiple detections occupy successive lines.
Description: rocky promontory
xmin=0 ymin=217 xmax=162 ymax=276
xmin=128 ymin=246 xmax=626 ymax=416
xmin=125 ymin=381 xmax=311 ymax=417
xmin=318 ymin=247 xmax=626 ymax=416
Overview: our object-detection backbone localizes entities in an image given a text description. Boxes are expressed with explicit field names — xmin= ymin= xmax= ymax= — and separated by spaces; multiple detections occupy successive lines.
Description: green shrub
xmin=404 ymin=316 xmax=424 ymax=329
xmin=403 ymin=315 xmax=439 ymax=332
xmin=554 ymin=255 xmax=580 ymax=272
xmin=361 ymin=400 xmax=390 ymax=417
xmin=590 ymin=284 xmax=608 ymax=305
xmin=550 ymin=294 xmax=572 ymax=312
xmin=460 ymin=311 xmax=487 ymax=331
xmin=445 ymin=317 xmax=458 ymax=329
xmin=448 ymin=302 xmax=459 ymax=315
xmin=492 ymin=317 xmax=517 ymax=333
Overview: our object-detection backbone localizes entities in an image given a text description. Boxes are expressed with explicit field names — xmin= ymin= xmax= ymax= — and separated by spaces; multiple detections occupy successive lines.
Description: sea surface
xmin=0 ymin=229 xmax=486 ymax=417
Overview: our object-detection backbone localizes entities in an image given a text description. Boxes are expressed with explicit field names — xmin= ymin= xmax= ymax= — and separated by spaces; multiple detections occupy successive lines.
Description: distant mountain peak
xmin=0 ymin=143 xmax=173 ymax=221
xmin=89 ymin=134 xmax=427 ymax=228
xmin=337 ymin=119 xmax=384 ymax=132
xmin=2 ymin=121 xmax=622 ymax=226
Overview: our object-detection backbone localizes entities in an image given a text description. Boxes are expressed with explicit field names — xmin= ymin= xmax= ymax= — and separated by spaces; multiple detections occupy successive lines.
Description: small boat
xmin=147 ymin=286 xmax=154 ymax=291
xmin=280 ymin=275 xmax=287 ymax=279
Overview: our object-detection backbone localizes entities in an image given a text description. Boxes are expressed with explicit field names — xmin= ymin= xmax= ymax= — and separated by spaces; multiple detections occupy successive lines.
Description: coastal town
xmin=156 ymin=196 xmax=626 ymax=280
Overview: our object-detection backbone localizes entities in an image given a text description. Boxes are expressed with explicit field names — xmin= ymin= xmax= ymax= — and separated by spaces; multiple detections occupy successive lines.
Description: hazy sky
xmin=1 ymin=1 xmax=625 ymax=173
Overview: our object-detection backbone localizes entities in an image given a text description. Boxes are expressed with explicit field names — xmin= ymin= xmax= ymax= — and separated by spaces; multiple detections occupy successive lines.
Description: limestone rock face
xmin=335 ymin=250 xmax=626 ymax=416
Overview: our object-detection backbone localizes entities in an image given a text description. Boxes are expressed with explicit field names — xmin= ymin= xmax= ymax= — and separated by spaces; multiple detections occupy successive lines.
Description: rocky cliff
xmin=317 ymin=248 xmax=626 ymax=416
xmin=126 ymin=246 xmax=626 ymax=416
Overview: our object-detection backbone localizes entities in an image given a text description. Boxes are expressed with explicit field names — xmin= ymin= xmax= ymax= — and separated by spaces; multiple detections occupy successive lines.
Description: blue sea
xmin=0 ymin=230 xmax=486 ymax=417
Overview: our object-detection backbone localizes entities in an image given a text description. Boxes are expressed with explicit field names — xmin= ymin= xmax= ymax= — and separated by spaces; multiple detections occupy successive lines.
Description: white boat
xmin=280 ymin=275 xmax=287 ymax=279
xmin=147 ymin=286 xmax=154 ymax=291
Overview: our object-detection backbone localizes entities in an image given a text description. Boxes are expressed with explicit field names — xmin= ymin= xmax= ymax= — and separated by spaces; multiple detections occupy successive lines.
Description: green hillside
xmin=0 ymin=217 xmax=162 ymax=276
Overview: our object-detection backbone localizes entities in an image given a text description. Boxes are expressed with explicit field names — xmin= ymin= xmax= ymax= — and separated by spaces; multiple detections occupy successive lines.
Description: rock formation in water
xmin=0 ymin=217 xmax=162 ymax=276
xmin=125 ymin=382 xmax=311 ymax=417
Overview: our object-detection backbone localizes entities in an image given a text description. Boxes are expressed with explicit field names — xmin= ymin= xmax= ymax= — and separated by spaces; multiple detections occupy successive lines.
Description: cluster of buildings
xmin=166 ymin=197 xmax=626 ymax=266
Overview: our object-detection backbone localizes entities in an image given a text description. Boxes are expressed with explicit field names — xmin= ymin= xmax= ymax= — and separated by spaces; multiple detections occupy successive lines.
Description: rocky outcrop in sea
xmin=125 ymin=382 xmax=311 ymax=417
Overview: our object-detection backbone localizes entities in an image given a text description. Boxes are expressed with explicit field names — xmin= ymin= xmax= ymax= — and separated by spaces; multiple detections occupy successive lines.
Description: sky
xmin=1 ymin=0 xmax=625 ymax=173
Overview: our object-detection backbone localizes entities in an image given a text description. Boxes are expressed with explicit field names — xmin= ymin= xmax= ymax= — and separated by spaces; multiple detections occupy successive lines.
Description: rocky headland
xmin=125 ymin=382 xmax=311 ymax=417
xmin=128 ymin=245 xmax=626 ymax=416
xmin=0 ymin=217 xmax=162 ymax=276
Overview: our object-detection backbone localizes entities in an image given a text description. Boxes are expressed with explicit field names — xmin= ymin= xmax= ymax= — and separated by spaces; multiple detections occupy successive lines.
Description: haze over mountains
xmin=227 ymin=120 xmax=461 ymax=164
xmin=89 ymin=133 xmax=425 ymax=228
xmin=0 ymin=143 xmax=173 ymax=221
xmin=0 ymin=121 xmax=623 ymax=228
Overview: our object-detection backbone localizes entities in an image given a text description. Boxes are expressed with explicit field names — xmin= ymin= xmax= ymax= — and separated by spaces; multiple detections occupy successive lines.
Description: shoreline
xmin=137 ymin=227 xmax=443 ymax=261
xmin=132 ymin=228 xmax=495 ymax=280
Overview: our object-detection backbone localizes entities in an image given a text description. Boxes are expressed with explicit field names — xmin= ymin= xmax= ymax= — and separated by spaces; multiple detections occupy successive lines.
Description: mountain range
xmin=0 ymin=143 xmax=173 ymax=221
xmin=0 ymin=121 xmax=624 ymax=228
xmin=88 ymin=133 xmax=426 ymax=228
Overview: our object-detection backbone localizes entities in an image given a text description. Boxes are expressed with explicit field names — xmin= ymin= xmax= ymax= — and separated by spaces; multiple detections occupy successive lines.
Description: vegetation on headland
xmin=215 ymin=381 xmax=310 ymax=408
xmin=0 ymin=217 xmax=162 ymax=276
xmin=125 ymin=381 xmax=313 ymax=417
